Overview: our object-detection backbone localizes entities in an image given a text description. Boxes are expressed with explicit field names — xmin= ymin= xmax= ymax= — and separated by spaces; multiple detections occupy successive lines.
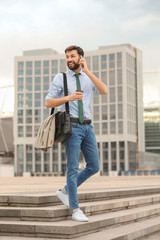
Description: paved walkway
xmin=0 ymin=175 xmax=160 ymax=194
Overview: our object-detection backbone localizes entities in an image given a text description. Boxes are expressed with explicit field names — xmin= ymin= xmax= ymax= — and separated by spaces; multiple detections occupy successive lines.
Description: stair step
xmin=73 ymin=216 xmax=160 ymax=240
xmin=1 ymin=187 xmax=160 ymax=207
xmin=1 ymin=203 xmax=160 ymax=238
xmin=1 ymin=194 xmax=160 ymax=222
xmin=0 ymin=217 xmax=160 ymax=240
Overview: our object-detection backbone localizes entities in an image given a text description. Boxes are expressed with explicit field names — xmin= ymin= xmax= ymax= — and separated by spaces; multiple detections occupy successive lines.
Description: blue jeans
xmin=63 ymin=122 xmax=99 ymax=209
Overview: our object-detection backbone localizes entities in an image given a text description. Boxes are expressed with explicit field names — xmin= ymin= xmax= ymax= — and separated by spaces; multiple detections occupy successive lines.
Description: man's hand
xmin=68 ymin=91 xmax=83 ymax=101
xmin=79 ymin=57 xmax=88 ymax=73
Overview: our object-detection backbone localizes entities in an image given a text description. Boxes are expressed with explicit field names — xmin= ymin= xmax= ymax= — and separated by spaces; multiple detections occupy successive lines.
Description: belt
xmin=70 ymin=118 xmax=91 ymax=125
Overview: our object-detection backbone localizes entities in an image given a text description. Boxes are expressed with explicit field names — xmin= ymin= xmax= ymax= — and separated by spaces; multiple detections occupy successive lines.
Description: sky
xmin=0 ymin=0 xmax=160 ymax=112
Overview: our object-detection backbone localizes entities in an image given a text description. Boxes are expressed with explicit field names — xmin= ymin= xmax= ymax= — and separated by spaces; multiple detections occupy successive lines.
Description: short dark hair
xmin=64 ymin=45 xmax=84 ymax=56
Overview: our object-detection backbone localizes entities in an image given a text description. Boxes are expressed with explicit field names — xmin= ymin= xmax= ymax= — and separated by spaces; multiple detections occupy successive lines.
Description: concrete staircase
xmin=0 ymin=187 xmax=160 ymax=239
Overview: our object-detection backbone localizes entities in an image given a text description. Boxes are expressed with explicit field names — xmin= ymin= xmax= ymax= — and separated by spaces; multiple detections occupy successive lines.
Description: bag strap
xmin=50 ymin=72 xmax=69 ymax=115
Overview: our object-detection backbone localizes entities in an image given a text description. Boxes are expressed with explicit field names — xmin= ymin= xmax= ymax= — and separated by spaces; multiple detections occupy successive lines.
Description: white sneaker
xmin=56 ymin=189 xmax=69 ymax=207
xmin=72 ymin=209 xmax=89 ymax=222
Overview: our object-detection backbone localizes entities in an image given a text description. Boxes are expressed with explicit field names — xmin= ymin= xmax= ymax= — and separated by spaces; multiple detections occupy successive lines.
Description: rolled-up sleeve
xmin=45 ymin=73 xmax=63 ymax=101
xmin=92 ymin=82 xmax=100 ymax=94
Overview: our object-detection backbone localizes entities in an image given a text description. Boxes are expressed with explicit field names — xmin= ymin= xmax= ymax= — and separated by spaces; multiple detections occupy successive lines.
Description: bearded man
xmin=45 ymin=45 xmax=107 ymax=222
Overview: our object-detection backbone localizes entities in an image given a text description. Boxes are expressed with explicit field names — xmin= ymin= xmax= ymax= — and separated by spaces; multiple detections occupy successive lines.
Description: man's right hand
xmin=45 ymin=91 xmax=83 ymax=108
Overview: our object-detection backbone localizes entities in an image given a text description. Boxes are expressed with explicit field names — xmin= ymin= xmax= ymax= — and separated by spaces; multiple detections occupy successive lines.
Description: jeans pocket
xmin=71 ymin=122 xmax=78 ymax=128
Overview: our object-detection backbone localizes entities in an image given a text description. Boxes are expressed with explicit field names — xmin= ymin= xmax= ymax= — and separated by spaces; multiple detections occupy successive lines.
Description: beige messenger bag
xmin=34 ymin=113 xmax=56 ymax=151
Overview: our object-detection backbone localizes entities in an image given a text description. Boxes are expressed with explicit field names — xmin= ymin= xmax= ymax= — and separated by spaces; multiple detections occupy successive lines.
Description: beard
xmin=67 ymin=61 xmax=80 ymax=70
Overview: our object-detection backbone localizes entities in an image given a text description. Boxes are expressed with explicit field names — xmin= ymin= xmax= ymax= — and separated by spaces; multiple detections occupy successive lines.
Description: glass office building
xmin=144 ymin=103 xmax=160 ymax=154
xmin=14 ymin=44 xmax=144 ymax=176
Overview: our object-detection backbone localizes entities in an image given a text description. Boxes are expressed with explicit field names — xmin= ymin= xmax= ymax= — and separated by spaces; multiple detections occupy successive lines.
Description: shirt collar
xmin=68 ymin=68 xmax=83 ymax=76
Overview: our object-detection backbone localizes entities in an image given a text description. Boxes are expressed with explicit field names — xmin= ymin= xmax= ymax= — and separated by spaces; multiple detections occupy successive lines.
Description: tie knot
xmin=75 ymin=73 xmax=81 ymax=77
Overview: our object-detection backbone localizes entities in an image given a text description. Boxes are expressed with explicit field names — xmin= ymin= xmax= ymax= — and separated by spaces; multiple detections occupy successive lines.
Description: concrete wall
xmin=0 ymin=164 xmax=14 ymax=177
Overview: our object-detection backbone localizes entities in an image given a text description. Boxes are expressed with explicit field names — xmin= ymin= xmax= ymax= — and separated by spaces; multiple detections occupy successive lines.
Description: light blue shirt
xmin=45 ymin=69 xmax=99 ymax=120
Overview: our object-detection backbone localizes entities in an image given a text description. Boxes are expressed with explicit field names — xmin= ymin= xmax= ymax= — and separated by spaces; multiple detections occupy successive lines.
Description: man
xmin=45 ymin=45 xmax=107 ymax=222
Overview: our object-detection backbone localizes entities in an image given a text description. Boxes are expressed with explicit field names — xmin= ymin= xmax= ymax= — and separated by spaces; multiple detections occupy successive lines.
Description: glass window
xmin=103 ymin=142 xmax=108 ymax=149
xmin=52 ymin=68 xmax=58 ymax=74
xmin=93 ymin=123 xmax=100 ymax=135
xmin=35 ymin=109 xmax=41 ymax=115
xmin=111 ymin=150 xmax=116 ymax=160
xmin=110 ymin=104 xmax=116 ymax=120
xmin=109 ymin=87 xmax=115 ymax=103
xmin=35 ymin=93 xmax=41 ymax=99
xmin=26 ymin=93 xmax=32 ymax=100
xmin=26 ymin=110 xmax=32 ymax=115
xmin=26 ymin=77 xmax=32 ymax=84
xmin=118 ymin=104 xmax=123 ymax=119
xmin=44 ymin=109 xmax=49 ymax=116
xmin=35 ymin=117 xmax=41 ymax=124
xmin=109 ymin=71 xmax=115 ymax=85
xmin=101 ymin=54 xmax=107 ymax=61
xmin=18 ymin=62 xmax=24 ymax=68
xmin=18 ymin=70 xmax=23 ymax=75
xmin=111 ymin=142 xmax=116 ymax=148
xmin=18 ymin=86 xmax=23 ymax=92
xmin=43 ymin=68 xmax=49 ymax=75
xmin=35 ymin=61 xmax=41 ymax=67
xmin=101 ymin=54 xmax=107 ymax=69
xmin=60 ymin=59 xmax=66 ymax=72
xmin=93 ymin=106 xmax=99 ymax=121
xmin=110 ymin=122 xmax=116 ymax=134
xmin=26 ymin=117 xmax=32 ymax=123
xmin=18 ymin=110 xmax=23 ymax=116
xmin=102 ymin=105 xmax=107 ymax=120
xmin=18 ymin=102 xmax=23 ymax=108
xmin=117 ymin=52 xmax=122 ymax=68
xmin=43 ymin=77 xmax=49 ymax=83
xmin=93 ymin=93 xmax=99 ymax=104
xmin=103 ymin=163 xmax=108 ymax=172
xmin=118 ymin=121 xmax=123 ymax=134
xmin=52 ymin=60 xmax=58 ymax=74
xmin=117 ymin=69 xmax=122 ymax=85
xmin=119 ymin=141 xmax=125 ymax=148
xmin=26 ymin=101 xmax=32 ymax=107
xmin=18 ymin=78 xmax=23 ymax=84
xmin=109 ymin=53 xmax=115 ymax=68
xmin=43 ymin=60 xmax=49 ymax=67
xmin=118 ymin=86 xmax=123 ymax=102
xmin=85 ymin=56 xmax=91 ymax=69
xmin=26 ymin=85 xmax=32 ymax=91
xmin=101 ymin=95 xmax=107 ymax=104
xmin=35 ymin=69 xmax=41 ymax=75
xmin=26 ymin=126 xmax=32 ymax=137
xmin=18 ymin=94 xmax=23 ymax=100
xmin=102 ymin=122 xmax=108 ymax=134
xmin=26 ymin=69 xmax=32 ymax=75
xmin=18 ymin=126 xmax=23 ymax=137
xmin=52 ymin=60 xmax=58 ymax=66
xmin=35 ymin=77 xmax=41 ymax=83
xmin=44 ymin=84 xmax=49 ymax=91
xmin=26 ymin=61 xmax=32 ymax=68
xmin=18 ymin=118 xmax=23 ymax=124
xmin=35 ymin=85 xmax=41 ymax=91
xmin=101 ymin=71 xmax=107 ymax=84
xmin=35 ymin=101 xmax=41 ymax=107
xmin=93 ymin=56 xmax=99 ymax=71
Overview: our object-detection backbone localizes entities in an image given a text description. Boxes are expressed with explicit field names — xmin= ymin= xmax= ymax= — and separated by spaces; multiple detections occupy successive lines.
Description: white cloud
xmin=121 ymin=14 xmax=160 ymax=31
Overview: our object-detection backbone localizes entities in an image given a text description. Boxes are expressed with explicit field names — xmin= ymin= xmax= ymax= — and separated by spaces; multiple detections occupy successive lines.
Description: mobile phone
xmin=80 ymin=56 xmax=84 ymax=68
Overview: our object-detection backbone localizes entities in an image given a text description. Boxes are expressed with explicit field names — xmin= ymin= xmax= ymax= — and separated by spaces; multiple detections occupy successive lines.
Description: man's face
xmin=65 ymin=50 xmax=81 ymax=70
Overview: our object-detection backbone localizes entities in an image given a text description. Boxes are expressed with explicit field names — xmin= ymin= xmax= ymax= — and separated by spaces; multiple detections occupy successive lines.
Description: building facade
xmin=144 ymin=102 xmax=160 ymax=154
xmin=14 ymin=44 xmax=144 ymax=176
